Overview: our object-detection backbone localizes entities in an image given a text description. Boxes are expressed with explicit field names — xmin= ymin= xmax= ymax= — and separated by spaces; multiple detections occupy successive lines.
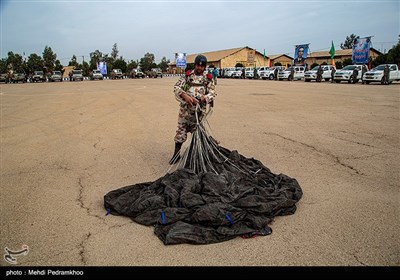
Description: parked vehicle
xmin=304 ymin=65 xmax=334 ymax=82
xmin=334 ymin=65 xmax=366 ymax=83
xmin=111 ymin=69 xmax=123 ymax=79
xmin=259 ymin=66 xmax=285 ymax=80
xmin=0 ymin=73 xmax=11 ymax=83
xmin=31 ymin=71 xmax=46 ymax=82
xmin=223 ymin=67 xmax=236 ymax=78
xmin=70 ymin=69 xmax=83 ymax=81
xmin=130 ymin=68 xmax=145 ymax=78
xmin=49 ymin=71 xmax=63 ymax=82
xmin=11 ymin=72 xmax=27 ymax=83
xmin=363 ymin=64 xmax=400 ymax=84
xmin=231 ymin=67 xmax=244 ymax=79
xmin=278 ymin=66 xmax=305 ymax=80
xmin=244 ymin=67 xmax=255 ymax=79
xmin=147 ymin=68 xmax=163 ymax=78
xmin=90 ymin=70 xmax=103 ymax=80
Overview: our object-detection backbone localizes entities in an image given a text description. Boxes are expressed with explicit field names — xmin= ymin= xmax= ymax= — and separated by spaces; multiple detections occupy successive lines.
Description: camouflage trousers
xmin=174 ymin=105 xmax=205 ymax=144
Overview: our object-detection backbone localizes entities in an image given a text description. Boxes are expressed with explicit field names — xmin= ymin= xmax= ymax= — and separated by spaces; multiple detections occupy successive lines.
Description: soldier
xmin=169 ymin=54 xmax=216 ymax=164
xmin=331 ymin=66 xmax=336 ymax=83
xmin=274 ymin=67 xmax=278 ymax=80
xmin=316 ymin=65 xmax=323 ymax=82
xmin=288 ymin=67 xmax=294 ymax=81
xmin=383 ymin=64 xmax=390 ymax=85
xmin=361 ymin=65 xmax=367 ymax=84
xmin=352 ymin=67 xmax=359 ymax=84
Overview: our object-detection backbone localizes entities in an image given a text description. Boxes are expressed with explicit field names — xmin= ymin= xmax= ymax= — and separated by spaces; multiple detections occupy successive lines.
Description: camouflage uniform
xmin=173 ymin=70 xmax=216 ymax=143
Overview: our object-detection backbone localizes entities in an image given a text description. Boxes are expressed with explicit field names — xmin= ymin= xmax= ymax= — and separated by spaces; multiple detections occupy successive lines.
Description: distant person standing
xmin=212 ymin=68 xmax=219 ymax=85
xmin=383 ymin=64 xmax=390 ymax=85
xmin=352 ymin=67 xmax=359 ymax=84
xmin=331 ymin=66 xmax=336 ymax=83
xmin=253 ymin=67 xmax=258 ymax=79
xmin=316 ymin=65 xmax=323 ymax=82
xmin=289 ymin=67 xmax=294 ymax=81
xmin=274 ymin=67 xmax=278 ymax=80
xmin=361 ymin=65 xmax=368 ymax=84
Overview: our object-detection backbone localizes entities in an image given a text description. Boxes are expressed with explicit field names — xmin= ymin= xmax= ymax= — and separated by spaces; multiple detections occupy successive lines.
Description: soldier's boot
xmin=169 ymin=142 xmax=182 ymax=165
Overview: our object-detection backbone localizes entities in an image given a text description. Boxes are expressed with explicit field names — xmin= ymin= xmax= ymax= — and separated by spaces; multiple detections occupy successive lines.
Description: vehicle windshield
xmin=342 ymin=65 xmax=356 ymax=70
xmin=53 ymin=71 xmax=61 ymax=75
xmin=93 ymin=70 xmax=101 ymax=74
xmin=72 ymin=70 xmax=82 ymax=74
xmin=35 ymin=71 xmax=44 ymax=75
xmin=312 ymin=66 xmax=320 ymax=70
xmin=373 ymin=65 xmax=386 ymax=71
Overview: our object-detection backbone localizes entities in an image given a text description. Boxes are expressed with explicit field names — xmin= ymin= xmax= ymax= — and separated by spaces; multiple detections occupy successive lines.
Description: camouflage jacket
xmin=174 ymin=70 xmax=216 ymax=107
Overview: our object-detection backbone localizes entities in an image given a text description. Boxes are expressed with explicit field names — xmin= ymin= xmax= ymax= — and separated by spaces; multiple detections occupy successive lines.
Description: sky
xmin=1 ymin=0 xmax=399 ymax=65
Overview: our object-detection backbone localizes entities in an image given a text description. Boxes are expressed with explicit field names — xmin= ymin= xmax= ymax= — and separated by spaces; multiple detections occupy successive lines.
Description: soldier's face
xmin=194 ymin=64 xmax=205 ymax=75
xmin=298 ymin=49 xmax=304 ymax=57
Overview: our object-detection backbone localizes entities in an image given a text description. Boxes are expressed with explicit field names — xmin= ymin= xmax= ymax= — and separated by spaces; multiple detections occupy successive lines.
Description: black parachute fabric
xmin=104 ymin=112 xmax=302 ymax=245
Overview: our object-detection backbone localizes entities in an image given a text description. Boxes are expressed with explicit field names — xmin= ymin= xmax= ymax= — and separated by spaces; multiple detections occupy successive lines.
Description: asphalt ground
xmin=0 ymin=77 xmax=399 ymax=266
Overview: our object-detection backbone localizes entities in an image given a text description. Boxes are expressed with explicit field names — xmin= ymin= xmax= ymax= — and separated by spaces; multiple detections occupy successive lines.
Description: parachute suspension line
xmin=167 ymin=104 xmax=248 ymax=175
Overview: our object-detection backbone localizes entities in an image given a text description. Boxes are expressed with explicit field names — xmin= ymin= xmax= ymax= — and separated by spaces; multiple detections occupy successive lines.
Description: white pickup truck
xmin=259 ymin=66 xmax=285 ymax=80
xmin=363 ymin=64 xmax=400 ymax=84
xmin=304 ymin=65 xmax=334 ymax=82
xmin=333 ymin=65 xmax=367 ymax=83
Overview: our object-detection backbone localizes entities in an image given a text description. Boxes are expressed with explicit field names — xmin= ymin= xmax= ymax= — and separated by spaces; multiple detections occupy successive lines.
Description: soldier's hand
xmin=182 ymin=93 xmax=198 ymax=107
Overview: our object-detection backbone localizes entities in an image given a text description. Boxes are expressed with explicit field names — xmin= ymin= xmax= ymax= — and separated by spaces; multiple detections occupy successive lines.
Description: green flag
xmin=329 ymin=41 xmax=335 ymax=59
xmin=263 ymin=49 xmax=266 ymax=61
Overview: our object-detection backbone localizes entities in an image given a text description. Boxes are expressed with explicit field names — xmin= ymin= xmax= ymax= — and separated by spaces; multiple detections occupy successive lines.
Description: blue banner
xmin=98 ymin=62 xmax=107 ymax=75
xmin=352 ymin=37 xmax=371 ymax=64
xmin=175 ymin=53 xmax=186 ymax=68
xmin=293 ymin=44 xmax=309 ymax=66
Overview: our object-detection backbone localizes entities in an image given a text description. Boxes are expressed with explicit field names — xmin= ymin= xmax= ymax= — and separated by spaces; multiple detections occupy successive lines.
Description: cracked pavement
xmin=1 ymin=78 xmax=399 ymax=266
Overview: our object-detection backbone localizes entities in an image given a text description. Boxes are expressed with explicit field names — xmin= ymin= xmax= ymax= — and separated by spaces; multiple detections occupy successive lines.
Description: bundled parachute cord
xmin=163 ymin=104 xmax=251 ymax=176
xmin=175 ymin=105 xmax=248 ymax=175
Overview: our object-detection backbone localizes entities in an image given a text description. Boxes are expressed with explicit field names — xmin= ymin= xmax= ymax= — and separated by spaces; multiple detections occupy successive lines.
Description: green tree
xmin=104 ymin=56 xmax=114 ymax=76
xmin=26 ymin=53 xmax=44 ymax=74
xmin=139 ymin=53 xmax=155 ymax=72
xmin=126 ymin=60 xmax=138 ymax=73
xmin=386 ymin=42 xmax=400 ymax=65
xmin=54 ymin=60 xmax=63 ymax=73
xmin=111 ymin=43 xmax=118 ymax=63
xmin=335 ymin=61 xmax=343 ymax=69
xmin=42 ymin=46 xmax=57 ymax=74
xmin=342 ymin=58 xmax=353 ymax=67
xmin=235 ymin=63 xmax=244 ymax=67
xmin=341 ymin=34 xmax=359 ymax=49
xmin=7 ymin=51 xmax=24 ymax=72
xmin=80 ymin=61 xmax=90 ymax=76
xmin=113 ymin=57 xmax=127 ymax=73
xmin=0 ymin=58 xmax=7 ymax=72
xmin=310 ymin=62 xmax=318 ymax=69
xmin=158 ymin=57 xmax=170 ymax=72
xmin=371 ymin=41 xmax=400 ymax=67
xmin=89 ymin=50 xmax=104 ymax=70
xmin=68 ymin=55 xmax=79 ymax=67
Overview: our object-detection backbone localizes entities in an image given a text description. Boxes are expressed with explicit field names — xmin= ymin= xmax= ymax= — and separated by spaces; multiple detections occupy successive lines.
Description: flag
xmin=263 ymin=49 xmax=266 ymax=61
xmin=329 ymin=41 xmax=336 ymax=67
xmin=329 ymin=41 xmax=335 ymax=58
